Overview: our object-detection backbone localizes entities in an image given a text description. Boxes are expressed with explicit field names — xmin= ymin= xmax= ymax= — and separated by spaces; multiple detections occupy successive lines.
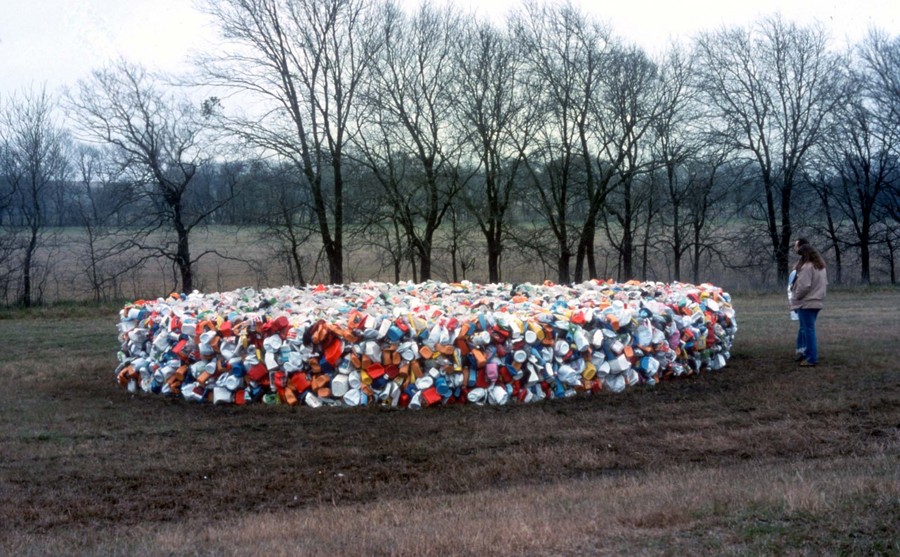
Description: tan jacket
xmin=790 ymin=263 xmax=827 ymax=310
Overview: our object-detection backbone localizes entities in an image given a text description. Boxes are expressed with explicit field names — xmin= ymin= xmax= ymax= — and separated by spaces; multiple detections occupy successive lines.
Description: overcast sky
xmin=1 ymin=0 xmax=898 ymax=99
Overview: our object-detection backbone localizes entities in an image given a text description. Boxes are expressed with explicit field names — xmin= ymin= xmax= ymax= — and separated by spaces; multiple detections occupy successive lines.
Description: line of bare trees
xmin=1 ymin=0 xmax=898 ymax=306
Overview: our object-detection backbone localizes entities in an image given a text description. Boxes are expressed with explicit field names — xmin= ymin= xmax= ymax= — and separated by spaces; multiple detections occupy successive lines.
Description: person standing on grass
xmin=790 ymin=243 xmax=827 ymax=367
xmin=788 ymin=238 xmax=811 ymax=358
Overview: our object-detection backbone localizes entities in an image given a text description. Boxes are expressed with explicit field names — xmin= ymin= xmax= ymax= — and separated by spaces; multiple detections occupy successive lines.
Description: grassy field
xmin=17 ymin=224 xmax=822 ymax=304
xmin=0 ymin=288 xmax=898 ymax=556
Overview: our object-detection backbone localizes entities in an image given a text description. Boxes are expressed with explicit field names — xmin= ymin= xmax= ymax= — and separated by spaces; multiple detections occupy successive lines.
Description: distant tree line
xmin=1 ymin=0 xmax=898 ymax=306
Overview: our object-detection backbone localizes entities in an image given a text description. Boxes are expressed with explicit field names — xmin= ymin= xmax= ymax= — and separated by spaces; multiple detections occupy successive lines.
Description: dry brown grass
xmin=5 ymin=455 xmax=897 ymax=556
xmin=32 ymin=226 xmax=792 ymax=303
xmin=0 ymin=289 xmax=898 ymax=556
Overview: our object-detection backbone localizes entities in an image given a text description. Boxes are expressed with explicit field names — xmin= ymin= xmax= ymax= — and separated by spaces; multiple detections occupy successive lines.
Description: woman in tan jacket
xmin=790 ymin=244 xmax=828 ymax=366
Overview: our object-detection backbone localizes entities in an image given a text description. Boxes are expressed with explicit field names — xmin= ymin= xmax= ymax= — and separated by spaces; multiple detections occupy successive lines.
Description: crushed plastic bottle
xmin=114 ymin=280 xmax=737 ymax=408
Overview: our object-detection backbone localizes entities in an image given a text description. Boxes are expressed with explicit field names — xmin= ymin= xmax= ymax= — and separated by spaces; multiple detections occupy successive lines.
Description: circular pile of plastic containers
xmin=114 ymin=280 xmax=737 ymax=408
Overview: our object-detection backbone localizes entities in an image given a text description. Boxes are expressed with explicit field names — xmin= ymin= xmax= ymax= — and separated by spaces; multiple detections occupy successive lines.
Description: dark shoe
xmin=794 ymin=352 xmax=806 ymax=362
xmin=799 ymin=360 xmax=817 ymax=367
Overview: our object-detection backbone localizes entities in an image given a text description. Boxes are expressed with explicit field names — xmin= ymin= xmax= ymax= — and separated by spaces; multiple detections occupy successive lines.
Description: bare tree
xmin=199 ymin=0 xmax=384 ymax=284
xmin=0 ymin=88 xmax=68 ymax=306
xmin=454 ymin=19 xmax=534 ymax=283
xmin=595 ymin=45 xmax=667 ymax=280
xmin=353 ymin=1 xmax=465 ymax=281
xmin=815 ymin=95 xmax=897 ymax=284
xmin=67 ymin=59 xmax=229 ymax=294
xmin=694 ymin=16 xmax=849 ymax=283
xmin=69 ymin=144 xmax=147 ymax=302
xmin=684 ymin=153 xmax=740 ymax=284
xmin=648 ymin=47 xmax=700 ymax=281
xmin=802 ymin=169 xmax=847 ymax=285
xmin=347 ymin=115 xmax=420 ymax=281
xmin=511 ymin=1 xmax=610 ymax=283
xmin=439 ymin=203 xmax=480 ymax=282
xmin=0 ymin=146 xmax=13 ymax=301
xmin=252 ymin=160 xmax=314 ymax=284
xmin=857 ymin=29 xmax=900 ymax=283
xmin=364 ymin=216 xmax=411 ymax=283
xmin=511 ymin=2 xmax=672 ymax=283
xmin=857 ymin=29 xmax=900 ymax=126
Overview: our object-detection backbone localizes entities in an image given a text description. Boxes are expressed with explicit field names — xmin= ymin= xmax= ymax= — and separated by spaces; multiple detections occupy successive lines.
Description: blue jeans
xmin=796 ymin=308 xmax=821 ymax=364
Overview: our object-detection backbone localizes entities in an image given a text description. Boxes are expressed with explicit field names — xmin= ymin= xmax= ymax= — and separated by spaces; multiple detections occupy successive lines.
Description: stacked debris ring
xmin=114 ymin=280 xmax=737 ymax=408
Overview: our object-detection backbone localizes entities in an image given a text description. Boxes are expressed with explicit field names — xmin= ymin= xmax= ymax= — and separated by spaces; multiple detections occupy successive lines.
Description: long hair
xmin=795 ymin=244 xmax=826 ymax=271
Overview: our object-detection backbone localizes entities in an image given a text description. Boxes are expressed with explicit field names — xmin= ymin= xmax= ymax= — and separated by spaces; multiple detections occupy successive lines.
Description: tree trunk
xmin=486 ymin=236 xmax=501 ymax=283
xmin=574 ymin=208 xmax=601 ymax=282
xmin=586 ymin=235 xmax=597 ymax=279
xmin=860 ymin=210 xmax=871 ymax=285
xmin=887 ymin=236 xmax=896 ymax=285
xmin=777 ymin=179 xmax=793 ymax=285
xmin=416 ymin=231 xmax=432 ymax=282
xmin=177 ymin=234 xmax=192 ymax=293
xmin=692 ymin=223 xmax=702 ymax=285
xmin=860 ymin=240 xmax=870 ymax=285
xmin=574 ymin=236 xmax=588 ymax=283
xmin=290 ymin=240 xmax=305 ymax=286
xmin=672 ymin=219 xmax=682 ymax=283
xmin=418 ymin=245 xmax=432 ymax=282
xmin=557 ymin=247 xmax=571 ymax=284
xmin=621 ymin=183 xmax=634 ymax=280
xmin=574 ymin=220 xmax=598 ymax=282
xmin=173 ymin=201 xmax=193 ymax=293
xmin=20 ymin=229 xmax=38 ymax=307
xmin=330 ymin=157 xmax=344 ymax=285
xmin=621 ymin=233 xmax=633 ymax=280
